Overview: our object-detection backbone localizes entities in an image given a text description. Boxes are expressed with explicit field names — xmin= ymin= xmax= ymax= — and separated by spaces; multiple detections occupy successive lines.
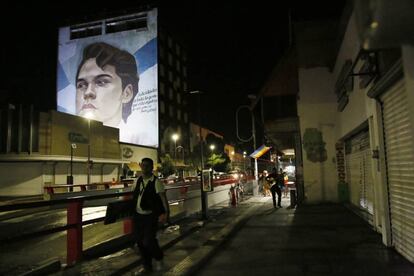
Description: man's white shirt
xmin=134 ymin=175 xmax=165 ymax=215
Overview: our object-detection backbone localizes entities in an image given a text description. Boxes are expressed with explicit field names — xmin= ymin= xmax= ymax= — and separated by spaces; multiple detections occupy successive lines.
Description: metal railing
xmin=0 ymin=176 xmax=241 ymax=266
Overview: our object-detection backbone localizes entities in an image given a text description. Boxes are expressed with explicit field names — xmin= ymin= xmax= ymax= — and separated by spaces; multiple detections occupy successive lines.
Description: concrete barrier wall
xmin=168 ymin=180 xmax=254 ymax=219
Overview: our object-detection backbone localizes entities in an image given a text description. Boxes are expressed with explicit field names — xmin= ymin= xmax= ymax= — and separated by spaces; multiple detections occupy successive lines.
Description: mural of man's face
xmin=76 ymin=58 xmax=133 ymax=127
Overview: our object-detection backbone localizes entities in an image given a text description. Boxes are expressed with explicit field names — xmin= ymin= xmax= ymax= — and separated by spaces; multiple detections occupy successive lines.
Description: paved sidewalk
xmin=52 ymin=195 xmax=265 ymax=275
xmin=197 ymin=201 xmax=414 ymax=276
xmin=53 ymin=195 xmax=414 ymax=275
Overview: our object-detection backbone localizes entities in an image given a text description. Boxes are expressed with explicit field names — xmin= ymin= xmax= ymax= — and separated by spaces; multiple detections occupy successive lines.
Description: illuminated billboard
xmin=57 ymin=9 xmax=158 ymax=147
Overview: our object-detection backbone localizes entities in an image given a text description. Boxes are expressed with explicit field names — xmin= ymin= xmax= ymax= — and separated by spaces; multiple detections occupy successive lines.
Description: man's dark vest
xmin=132 ymin=176 xmax=166 ymax=215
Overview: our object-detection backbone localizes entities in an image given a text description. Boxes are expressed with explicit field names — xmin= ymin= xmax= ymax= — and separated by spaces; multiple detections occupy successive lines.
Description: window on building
xmin=177 ymin=109 xmax=181 ymax=120
xmin=168 ymin=71 xmax=173 ymax=83
xmin=177 ymin=93 xmax=181 ymax=104
xmin=169 ymin=106 xmax=174 ymax=117
xmin=160 ymin=64 xmax=165 ymax=77
xmin=183 ymin=66 xmax=187 ymax=77
xmin=176 ymin=60 xmax=180 ymax=72
xmin=160 ymin=101 xmax=165 ymax=114
xmin=159 ymin=82 xmax=165 ymax=95
xmin=169 ymin=88 xmax=174 ymax=100
xmin=176 ymin=44 xmax=180 ymax=55
xmin=168 ymin=53 xmax=173 ymax=66
xmin=176 ymin=78 xmax=181 ymax=89
xmin=105 ymin=14 xmax=147 ymax=34
xmin=159 ymin=45 xmax=165 ymax=59
xmin=160 ymin=31 xmax=165 ymax=41
xmin=184 ymin=112 xmax=188 ymax=123
xmin=168 ymin=36 xmax=173 ymax=48
xmin=70 ymin=22 xmax=102 ymax=39
xmin=183 ymin=82 xmax=188 ymax=91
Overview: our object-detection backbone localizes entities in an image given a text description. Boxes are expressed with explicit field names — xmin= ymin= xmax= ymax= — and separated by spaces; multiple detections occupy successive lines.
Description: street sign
xmin=202 ymin=169 xmax=213 ymax=192
xmin=68 ymin=132 xmax=88 ymax=144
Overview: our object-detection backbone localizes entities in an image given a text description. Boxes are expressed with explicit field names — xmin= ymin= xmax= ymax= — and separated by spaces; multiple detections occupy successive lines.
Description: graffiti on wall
xmin=303 ymin=128 xmax=327 ymax=163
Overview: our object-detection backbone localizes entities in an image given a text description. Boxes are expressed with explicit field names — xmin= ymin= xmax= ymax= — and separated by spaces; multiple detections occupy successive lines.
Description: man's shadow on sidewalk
xmin=257 ymin=207 xmax=279 ymax=217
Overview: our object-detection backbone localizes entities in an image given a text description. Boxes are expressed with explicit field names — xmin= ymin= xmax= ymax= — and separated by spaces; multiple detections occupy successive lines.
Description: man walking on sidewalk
xmin=266 ymin=168 xmax=282 ymax=208
xmin=132 ymin=158 xmax=170 ymax=272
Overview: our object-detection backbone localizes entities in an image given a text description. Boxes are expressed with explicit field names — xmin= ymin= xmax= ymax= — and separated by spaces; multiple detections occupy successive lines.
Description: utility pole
xmin=236 ymin=104 xmax=259 ymax=195
xmin=190 ymin=90 xmax=208 ymax=220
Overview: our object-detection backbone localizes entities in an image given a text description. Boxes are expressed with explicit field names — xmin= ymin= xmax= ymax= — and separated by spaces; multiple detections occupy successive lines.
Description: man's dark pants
xmin=270 ymin=186 xmax=282 ymax=207
xmin=134 ymin=213 xmax=163 ymax=269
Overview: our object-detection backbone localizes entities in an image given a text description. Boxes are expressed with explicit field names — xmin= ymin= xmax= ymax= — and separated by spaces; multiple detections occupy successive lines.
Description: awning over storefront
xmin=126 ymin=162 xmax=140 ymax=171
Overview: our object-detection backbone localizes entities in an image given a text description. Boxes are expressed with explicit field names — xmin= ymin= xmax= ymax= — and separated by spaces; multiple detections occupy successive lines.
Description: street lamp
xmin=176 ymin=145 xmax=184 ymax=163
xmin=209 ymin=144 xmax=215 ymax=152
xmin=243 ymin=151 xmax=247 ymax=173
xmin=189 ymin=90 xmax=208 ymax=220
xmin=236 ymin=104 xmax=259 ymax=195
xmin=172 ymin=133 xmax=179 ymax=166
xmin=84 ymin=112 xmax=94 ymax=185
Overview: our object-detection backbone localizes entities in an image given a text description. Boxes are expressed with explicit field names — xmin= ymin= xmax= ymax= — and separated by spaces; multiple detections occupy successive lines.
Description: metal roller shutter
xmin=381 ymin=79 xmax=414 ymax=262
xmin=345 ymin=130 xmax=375 ymax=224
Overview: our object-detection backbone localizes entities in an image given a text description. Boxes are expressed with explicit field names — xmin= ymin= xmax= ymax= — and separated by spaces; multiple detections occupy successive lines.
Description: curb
xmin=20 ymin=258 xmax=61 ymax=276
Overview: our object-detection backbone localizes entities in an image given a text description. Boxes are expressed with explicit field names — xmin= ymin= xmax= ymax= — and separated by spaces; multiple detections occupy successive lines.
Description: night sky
xmin=1 ymin=1 xmax=345 ymax=150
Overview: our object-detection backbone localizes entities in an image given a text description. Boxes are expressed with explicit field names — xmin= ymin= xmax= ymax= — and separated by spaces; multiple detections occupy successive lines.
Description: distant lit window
xmin=70 ymin=22 xmax=102 ymax=39
xmin=105 ymin=14 xmax=147 ymax=34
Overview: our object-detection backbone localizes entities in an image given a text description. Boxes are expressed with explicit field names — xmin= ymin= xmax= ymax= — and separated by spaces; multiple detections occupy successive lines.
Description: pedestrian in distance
xmin=131 ymin=158 xmax=170 ymax=273
xmin=266 ymin=168 xmax=283 ymax=208
xmin=283 ymin=171 xmax=289 ymax=198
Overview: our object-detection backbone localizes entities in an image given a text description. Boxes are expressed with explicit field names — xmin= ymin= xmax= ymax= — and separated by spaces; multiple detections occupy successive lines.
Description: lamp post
xmin=176 ymin=145 xmax=184 ymax=162
xmin=236 ymin=105 xmax=259 ymax=195
xmin=189 ymin=90 xmax=207 ymax=220
xmin=172 ymin=133 xmax=179 ymax=167
xmin=84 ymin=112 xmax=94 ymax=186
xmin=243 ymin=151 xmax=247 ymax=174
xmin=176 ymin=145 xmax=184 ymax=178
xmin=67 ymin=143 xmax=76 ymax=191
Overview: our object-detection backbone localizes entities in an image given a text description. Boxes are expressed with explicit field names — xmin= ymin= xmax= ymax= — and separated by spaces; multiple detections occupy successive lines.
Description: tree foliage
xmin=190 ymin=133 xmax=231 ymax=172
xmin=158 ymin=154 xmax=175 ymax=177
